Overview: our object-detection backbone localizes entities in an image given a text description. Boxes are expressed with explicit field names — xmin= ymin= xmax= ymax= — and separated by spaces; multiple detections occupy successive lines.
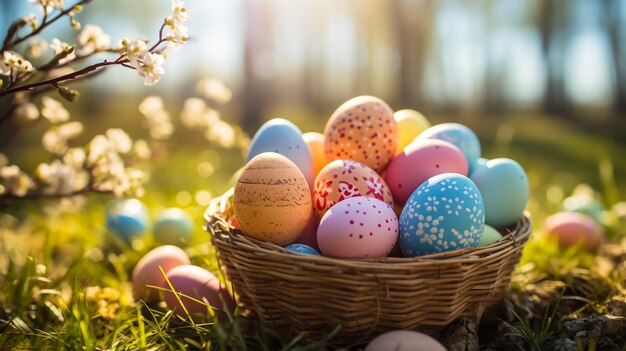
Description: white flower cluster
xmin=0 ymin=51 xmax=34 ymax=81
xmin=166 ymin=1 xmax=189 ymax=44
xmin=121 ymin=39 xmax=164 ymax=87
xmin=42 ymin=121 xmax=83 ymax=154
xmin=29 ymin=0 xmax=64 ymax=14
xmin=138 ymin=96 xmax=174 ymax=140
xmin=180 ymin=97 xmax=249 ymax=149
xmin=0 ymin=155 xmax=36 ymax=197
xmin=86 ymin=129 xmax=146 ymax=198
xmin=76 ymin=24 xmax=111 ymax=56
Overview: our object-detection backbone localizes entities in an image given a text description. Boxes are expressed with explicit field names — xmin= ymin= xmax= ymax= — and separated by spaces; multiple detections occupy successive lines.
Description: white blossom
xmin=138 ymin=96 xmax=173 ymax=140
xmin=0 ymin=51 xmax=34 ymax=79
xmin=125 ymin=40 xmax=148 ymax=68
xmin=37 ymin=159 xmax=86 ymax=195
xmin=133 ymin=139 xmax=151 ymax=160
xmin=137 ymin=53 xmax=165 ymax=86
xmin=105 ymin=128 xmax=132 ymax=154
xmin=42 ymin=121 xmax=83 ymax=154
xmin=167 ymin=23 xmax=188 ymax=44
xmin=30 ymin=0 xmax=64 ymax=13
xmin=41 ymin=96 xmax=70 ymax=123
xmin=0 ymin=165 xmax=36 ymax=197
xmin=138 ymin=96 xmax=164 ymax=115
xmin=50 ymin=38 xmax=76 ymax=64
xmin=171 ymin=1 xmax=188 ymax=24
xmin=63 ymin=147 xmax=86 ymax=169
xmin=15 ymin=102 xmax=40 ymax=121
xmin=196 ymin=78 xmax=232 ymax=104
xmin=27 ymin=38 xmax=48 ymax=58
xmin=77 ymin=25 xmax=111 ymax=55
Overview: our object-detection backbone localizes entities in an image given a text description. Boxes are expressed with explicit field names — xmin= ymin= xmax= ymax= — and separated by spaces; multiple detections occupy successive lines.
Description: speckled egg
xmin=394 ymin=109 xmax=431 ymax=154
xmin=399 ymin=173 xmax=484 ymax=257
xmin=470 ymin=158 xmax=529 ymax=228
xmin=285 ymin=244 xmax=321 ymax=255
xmin=317 ymin=196 xmax=398 ymax=259
xmin=131 ymin=245 xmax=191 ymax=302
xmin=303 ymin=132 xmax=326 ymax=178
xmin=234 ymin=152 xmax=312 ymax=245
xmin=247 ymin=118 xmax=314 ymax=186
xmin=106 ymin=199 xmax=149 ymax=241
xmin=385 ymin=139 xmax=468 ymax=205
xmin=544 ymin=212 xmax=605 ymax=251
xmin=324 ymin=96 xmax=398 ymax=173
xmin=153 ymin=208 xmax=193 ymax=246
xmin=477 ymin=224 xmax=502 ymax=247
xmin=313 ymin=159 xmax=394 ymax=218
xmin=164 ymin=265 xmax=234 ymax=319
xmin=364 ymin=330 xmax=446 ymax=351
xmin=415 ymin=123 xmax=481 ymax=172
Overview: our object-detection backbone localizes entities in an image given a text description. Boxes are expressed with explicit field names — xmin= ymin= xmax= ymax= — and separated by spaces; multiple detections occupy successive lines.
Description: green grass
xmin=1 ymin=113 xmax=625 ymax=349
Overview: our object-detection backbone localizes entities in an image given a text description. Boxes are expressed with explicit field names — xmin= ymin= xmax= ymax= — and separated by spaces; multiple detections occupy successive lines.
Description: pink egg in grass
xmin=131 ymin=245 xmax=191 ymax=303
xmin=317 ymin=196 xmax=398 ymax=259
xmin=544 ymin=211 xmax=605 ymax=251
xmin=365 ymin=330 xmax=446 ymax=351
xmin=385 ymin=139 xmax=468 ymax=205
xmin=164 ymin=265 xmax=234 ymax=320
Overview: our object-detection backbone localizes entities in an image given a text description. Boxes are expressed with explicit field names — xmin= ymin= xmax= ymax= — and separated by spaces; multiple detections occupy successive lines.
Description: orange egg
xmin=313 ymin=159 xmax=394 ymax=218
xmin=324 ymin=96 xmax=398 ymax=174
xmin=303 ymin=132 xmax=326 ymax=178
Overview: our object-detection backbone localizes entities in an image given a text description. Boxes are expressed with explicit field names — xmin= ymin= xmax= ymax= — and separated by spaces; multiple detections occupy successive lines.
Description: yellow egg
xmin=234 ymin=152 xmax=312 ymax=245
xmin=302 ymin=132 xmax=326 ymax=178
xmin=324 ymin=96 xmax=398 ymax=174
xmin=394 ymin=109 xmax=431 ymax=154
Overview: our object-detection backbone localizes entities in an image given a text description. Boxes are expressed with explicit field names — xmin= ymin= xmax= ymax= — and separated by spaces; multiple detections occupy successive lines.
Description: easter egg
xmin=470 ymin=158 xmax=529 ymax=228
xmin=364 ymin=330 xmax=446 ymax=351
xmin=469 ymin=157 xmax=489 ymax=177
xmin=399 ymin=173 xmax=484 ymax=257
xmin=393 ymin=109 xmax=431 ymax=154
xmin=385 ymin=139 xmax=468 ymax=205
xmin=544 ymin=212 xmax=605 ymax=251
xmin=477 ymin=224 xmax=502 ymax=247
xmin=153 ymin=208 xmax=193 ymax=245
xmin=234 ymin=152 xmax=312 ymax=245
xmin=285 ymin=244 xmax=321 ymax=255
xmin=246 ymin=118 xmax=314 ymax=186
xmin=317 ymin=196 xmax=398 ymax=259
xmin=106 ymin=199 xmax=149 ymax=241
xmin=131 ymin=245 xmax=191 ymax=302
xmin=415 ymin=123 xmax=481 ymax=172
xmin=303 ymin=132 xmax=326 ymax=178
xmin=294 ymin=212 xmax=320 ymax=251
xmin=313 ymin=159 xmax=394 ymax=218
xmin=164 ymin=265 xmax=234 ymax=318
xmin=561 ymin=194 xmax=604 ymax=223
xmin=324 ymin=96 xmax=398 ymax=173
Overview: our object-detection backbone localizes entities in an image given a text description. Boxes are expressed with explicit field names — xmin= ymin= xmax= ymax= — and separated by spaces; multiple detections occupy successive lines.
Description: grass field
xmin=1 ymin=112 xmax=625 ymax=350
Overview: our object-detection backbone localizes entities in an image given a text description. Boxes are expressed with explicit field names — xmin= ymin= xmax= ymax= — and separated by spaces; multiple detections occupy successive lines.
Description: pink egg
xmin=294 ymin=211 xmax=320 ymax=251
xmin=132 ymin=245 xmax=191 ymax=302
xmin=317 ymin=196 xmax=398 ymax=259
xmin=365 ymin=330 xmax=446 ymax=351
xmin=164 ymin=265 xmax=234 ymax=319
xmin=544 ymin=212 xmax=605 ymax=251
xmin=385 ymin=139 xmax=468 ymax=205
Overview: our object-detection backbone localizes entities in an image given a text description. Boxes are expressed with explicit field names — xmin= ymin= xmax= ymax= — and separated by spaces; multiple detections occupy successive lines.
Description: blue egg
xmin=416 ymin=123 xmax=481 ymax=173
xmin=284 ymin=244 xmax=321 ymax=256
xmin=106 ymin=199 xmax=149 ymax=241
xmin=246 ymin=118 xmax=313 ymax=186
xmin=477 ymin=224 xmax=502 ymax=247
xmin=153 ymin=208 xmax=194 ymax=245
xmin=469 ymin=157 xmax=489 ymax=177
xmin=399 ymin=173 xmax=484 ymax=257
xmin=470 ymin=158 xmax=529 ymax=228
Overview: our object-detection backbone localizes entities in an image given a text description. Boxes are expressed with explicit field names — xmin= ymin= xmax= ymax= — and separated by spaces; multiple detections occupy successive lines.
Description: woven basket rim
xmin=203 ymin=189 xmax=532 ymax=268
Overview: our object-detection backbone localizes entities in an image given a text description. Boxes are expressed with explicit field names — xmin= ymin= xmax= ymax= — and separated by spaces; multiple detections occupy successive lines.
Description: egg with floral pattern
xmin=324 ymin=96 xmax=398 ymax=173
xmin=313 ymin=159 xmax=394 ymax=218
xmin=399 ymin=173 xmax=484 ymax=257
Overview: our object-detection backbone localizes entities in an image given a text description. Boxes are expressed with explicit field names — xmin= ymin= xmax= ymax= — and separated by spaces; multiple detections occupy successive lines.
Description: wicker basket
xmin=203 ymin=189 xmax=531 ymax=344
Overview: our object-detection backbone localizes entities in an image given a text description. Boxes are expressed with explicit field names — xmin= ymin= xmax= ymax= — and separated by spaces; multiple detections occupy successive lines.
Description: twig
xmin=1 ymin=0 xmax=93 ymax=53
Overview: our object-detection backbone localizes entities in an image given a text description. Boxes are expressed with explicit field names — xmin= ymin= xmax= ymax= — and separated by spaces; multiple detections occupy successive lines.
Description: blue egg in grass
xmin=106 ymin=199 xmax=149 ymax=241
xmin=284 ymin=244 xmax=321 ymax=256
xmin=246 ymin=118 xmax=314 ymax=187
xmin=416 ymin=123 xmax=481 ymax=173
xmin=399 ymin=173 xmax=485 ymax=257
xmin=153 ymin=208 xmax=194 ymax=245
xmin=470 ymin=158 xmax=529 ymax=228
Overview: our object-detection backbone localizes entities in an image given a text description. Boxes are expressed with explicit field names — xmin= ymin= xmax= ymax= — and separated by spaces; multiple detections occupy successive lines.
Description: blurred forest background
xmin=2 ymin=0 xmax=625 ymax=126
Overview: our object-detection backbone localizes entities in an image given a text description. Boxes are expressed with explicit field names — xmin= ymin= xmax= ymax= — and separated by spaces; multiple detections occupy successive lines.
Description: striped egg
xmin=399 ymin=173 xmax=484 ymax=257
xmin=324 ymin=96 xmax=398 ymax=174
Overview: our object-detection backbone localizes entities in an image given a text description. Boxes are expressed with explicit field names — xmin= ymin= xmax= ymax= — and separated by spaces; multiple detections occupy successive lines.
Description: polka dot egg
xmin=317 ymin=196 xmax=398 ymax=259
xmin=324 ymin=95 xmax=398 ymax=173
xmin=399 ymin=173 xmax=484 ymax=257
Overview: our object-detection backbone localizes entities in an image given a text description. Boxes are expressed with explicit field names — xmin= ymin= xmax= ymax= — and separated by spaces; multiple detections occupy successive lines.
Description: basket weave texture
xmin=204 ymin=189 xmax=531 ymax=343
